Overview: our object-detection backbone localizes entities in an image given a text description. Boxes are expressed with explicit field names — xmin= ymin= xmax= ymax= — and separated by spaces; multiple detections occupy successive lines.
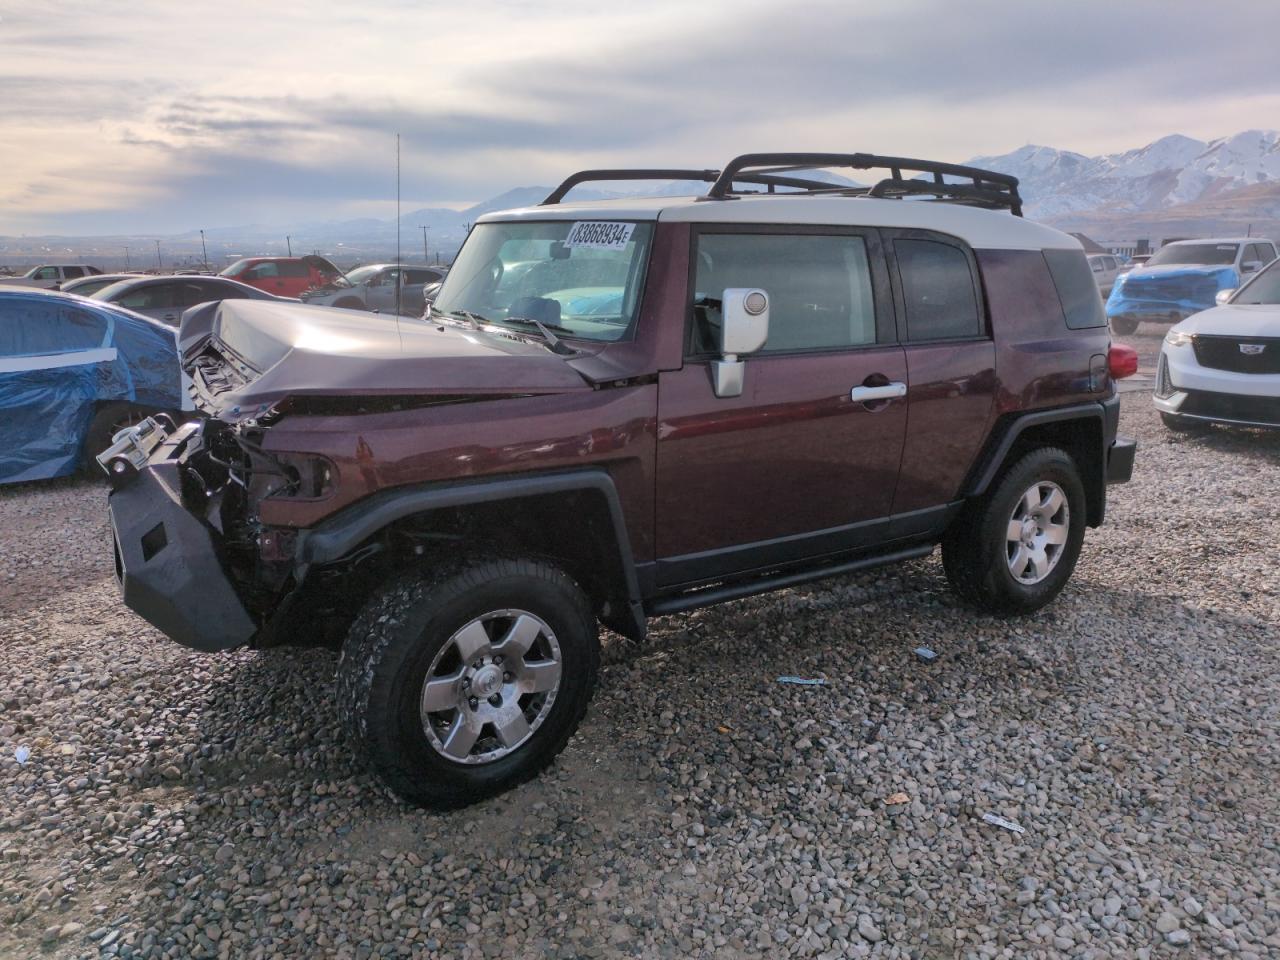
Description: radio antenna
xmin=394 ymin=132 xmax=403 ymax=346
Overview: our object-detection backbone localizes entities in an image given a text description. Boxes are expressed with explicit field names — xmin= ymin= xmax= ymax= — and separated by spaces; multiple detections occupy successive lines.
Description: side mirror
xmin=1242 ymin=261 xmax=1262 ymax=274
xmin=711 ymin=288 xmax=770 ymax=398
xmin=1215 ymin=288 xmax=1235 ymax=306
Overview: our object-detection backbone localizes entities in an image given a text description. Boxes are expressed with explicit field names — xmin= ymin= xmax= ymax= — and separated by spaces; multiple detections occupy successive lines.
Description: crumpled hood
xmin=179 ymin=299 xmax=590 ymax=418
xmin=1174 ymin=303 xmax=1280 ymax=339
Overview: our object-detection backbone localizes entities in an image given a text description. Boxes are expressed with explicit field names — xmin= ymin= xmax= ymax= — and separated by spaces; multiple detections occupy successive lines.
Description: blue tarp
xmin=0 ymin=290 xmax=183 ymax=484
xmin=1106 ymin=265 xmax=1238 ymax=323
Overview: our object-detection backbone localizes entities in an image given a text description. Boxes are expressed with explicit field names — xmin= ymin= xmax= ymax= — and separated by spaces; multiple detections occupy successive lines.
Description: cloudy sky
xmin=2 ymin=0 xmax=1278 ymax=235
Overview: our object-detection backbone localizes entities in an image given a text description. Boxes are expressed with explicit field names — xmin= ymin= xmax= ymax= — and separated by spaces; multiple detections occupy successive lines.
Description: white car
xmin=1088 ymin=253 xmax=1123 ymax=298
xmin=0 ymin=264 xmax=104 ymax=289
xmin=1154 ymin=256 xmax=1280 ymax=430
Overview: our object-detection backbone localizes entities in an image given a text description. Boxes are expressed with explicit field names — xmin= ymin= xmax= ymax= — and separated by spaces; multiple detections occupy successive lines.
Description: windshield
xmin=1147 ymin=243 xmax=1238 ymax=267
xmin=432 ymin=220 xmax=653 ymax=342
xmin=1233 ymin=259 xmax=1280 ymax=305
xmin=342 ymin=265 xmax=382 ymax=286
xmin=221 ymin=259 xmax=250 ymax=277
xmin=88 ymin=279 xmax=139 ymax=302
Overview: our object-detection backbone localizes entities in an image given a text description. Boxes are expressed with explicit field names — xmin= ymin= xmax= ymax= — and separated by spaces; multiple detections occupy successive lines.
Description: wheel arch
xmin=293 ymin=469 xmax=647 ymax=641
xmin=963 ymin=402 xmax=1110 ymax=527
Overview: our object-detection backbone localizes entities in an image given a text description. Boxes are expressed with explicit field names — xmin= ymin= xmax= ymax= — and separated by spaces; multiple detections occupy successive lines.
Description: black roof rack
xmin=540 ymin=168 xmax=848 ymax=205
xmin=541 ymin=153 xmax=1023 ymax=215
xmin=704 ymin=152 xmax=1023 ymax=215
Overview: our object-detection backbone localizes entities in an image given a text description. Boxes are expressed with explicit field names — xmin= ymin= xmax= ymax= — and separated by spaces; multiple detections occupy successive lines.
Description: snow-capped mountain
xmin=968 ymin=130 xmax=1280 ymax=219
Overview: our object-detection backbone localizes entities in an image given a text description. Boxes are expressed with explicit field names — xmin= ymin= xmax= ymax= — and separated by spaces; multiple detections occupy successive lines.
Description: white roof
xmin=478 ymin=193 xmax=1081 ymax=252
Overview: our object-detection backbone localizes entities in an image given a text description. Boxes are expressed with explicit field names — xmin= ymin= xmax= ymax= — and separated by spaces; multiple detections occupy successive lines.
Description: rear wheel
xmin=942 ymin=447 xmax=1087 ymax=614
xmin=337 ymin=557 xmax=599 ymax=809
xmin=1110 ymin=317 xmax=1139 ymax=336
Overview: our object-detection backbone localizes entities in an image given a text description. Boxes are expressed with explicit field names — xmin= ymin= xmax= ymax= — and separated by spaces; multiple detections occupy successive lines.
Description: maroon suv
xmin=101 ymin=153 xmax=1136 ymax=808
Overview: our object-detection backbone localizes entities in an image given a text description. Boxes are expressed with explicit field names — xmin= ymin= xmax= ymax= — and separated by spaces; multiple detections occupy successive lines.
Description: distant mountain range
xmin=3 ymin=133 xmax=1277 ymax=268
xmin=967 ymin=130 xmax=1280 ymax=239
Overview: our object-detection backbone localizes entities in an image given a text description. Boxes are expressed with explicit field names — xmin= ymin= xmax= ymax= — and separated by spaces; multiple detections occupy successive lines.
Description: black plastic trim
xmin=294 ymin=469 xmax=646 ymax=639
xmin=965 ymin=401 xmax=1107 ymax=497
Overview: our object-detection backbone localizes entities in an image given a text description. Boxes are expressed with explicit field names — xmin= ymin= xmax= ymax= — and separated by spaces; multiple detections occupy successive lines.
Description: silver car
xmin=301 ymin=264 xmax=446 ymax=316
xmin=90 ymin=275 xmax=282 ymax=326
xmin=1088 ymin=254 xmax=1123 ymax=298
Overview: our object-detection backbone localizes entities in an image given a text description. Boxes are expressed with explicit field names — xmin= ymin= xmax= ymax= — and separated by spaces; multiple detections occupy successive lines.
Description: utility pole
xmin=123 ymin=246 xmax=130 ymax=270
xmin=420 ymin=225 xmax=429 ymax=264
xmin=154 ymin=240 xmax=162 ymax=272
xmin=200 ymin=229 xmax=209 ymax=273
xmin=286 ymin=235 xmax=293 ymax=256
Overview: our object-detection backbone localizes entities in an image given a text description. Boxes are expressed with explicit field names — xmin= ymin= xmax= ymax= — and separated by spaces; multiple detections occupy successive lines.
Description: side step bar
xmin=645 ymin=544 xmax=934 ymax=617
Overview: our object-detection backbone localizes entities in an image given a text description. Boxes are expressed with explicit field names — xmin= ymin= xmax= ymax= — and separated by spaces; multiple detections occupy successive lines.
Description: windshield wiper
xmin=439 ymin=307 xmax=487 ymax=329
xmin=503 ymin=316 xmax=576 ymax=355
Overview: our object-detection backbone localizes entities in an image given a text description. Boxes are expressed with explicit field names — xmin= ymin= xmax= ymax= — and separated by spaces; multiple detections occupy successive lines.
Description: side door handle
xmin=850 ymin=381 xmax=907 ymax=402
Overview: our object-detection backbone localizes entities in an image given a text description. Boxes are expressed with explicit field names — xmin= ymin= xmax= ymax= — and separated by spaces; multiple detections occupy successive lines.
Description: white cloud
xmin=1 ymin=0 xmax=1277 ymax=233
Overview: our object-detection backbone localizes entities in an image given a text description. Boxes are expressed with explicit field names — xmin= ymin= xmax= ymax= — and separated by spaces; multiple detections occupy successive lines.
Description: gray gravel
xmin=2 ymin=394 xmax=1279 ymax=959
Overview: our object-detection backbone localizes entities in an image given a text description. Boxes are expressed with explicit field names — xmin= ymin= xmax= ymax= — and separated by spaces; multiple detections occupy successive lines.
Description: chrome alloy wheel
xmin=1005 ymin=481 xmax=1070 ymax=585
xmin=420 ymin=610 xmax=562 ymax=765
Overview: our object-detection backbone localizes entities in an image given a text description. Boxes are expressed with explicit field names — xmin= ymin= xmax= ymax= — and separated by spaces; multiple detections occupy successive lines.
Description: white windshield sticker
xmin=564 ymin=221 xmax=636 ymax=250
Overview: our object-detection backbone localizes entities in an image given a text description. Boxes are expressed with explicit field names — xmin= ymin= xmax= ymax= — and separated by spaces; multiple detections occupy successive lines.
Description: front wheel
xmin=337 ymin=558 xmax=599 ymax=809
xmin=942 ymin=447 xmax=1087 ymax=614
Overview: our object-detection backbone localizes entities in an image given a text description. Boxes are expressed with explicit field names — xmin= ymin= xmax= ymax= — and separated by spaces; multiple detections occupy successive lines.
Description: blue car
xmin=1106 ymin=237 xmax=1278 ymax=335
xmin=0 ymin=289 xmax=186 ymax=484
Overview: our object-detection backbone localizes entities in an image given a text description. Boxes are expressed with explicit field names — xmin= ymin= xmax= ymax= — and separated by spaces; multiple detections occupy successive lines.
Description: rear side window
xmin=278 ymin=260 xmax=310 ymax=278
xmin=1043 ymin=249 xmax=1107 ymax=329
xmin=62 ymin=266 xmax=85 ymax=279
xmin=693 ymin=232 xmax=878 ymax=353
xmin=247 ymin=262 xmax=279 ymax=279
xmin=118 ymin=284 xmax=178 ymax=310
xmin=894 ymin=239 xmax=981 ymax=341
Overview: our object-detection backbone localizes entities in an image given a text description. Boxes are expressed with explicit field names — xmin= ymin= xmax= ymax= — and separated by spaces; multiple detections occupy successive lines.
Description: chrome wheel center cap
xmin=1021 ymin=518 xmax=1038 ymax=543
xmin=470 ymin=664 xmax=503 ymax=699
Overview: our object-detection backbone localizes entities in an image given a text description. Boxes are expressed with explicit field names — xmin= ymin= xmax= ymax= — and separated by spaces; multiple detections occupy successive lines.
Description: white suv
xmin=0 ymin=264 xmax=104 ymax=289
xmin=1154 ymin=256 xmax=1280 ymax=430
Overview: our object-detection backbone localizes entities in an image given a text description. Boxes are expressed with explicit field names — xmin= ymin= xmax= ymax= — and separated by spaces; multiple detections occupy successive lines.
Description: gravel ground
xmin=2 ymin=392 xmax=1278 ymax=960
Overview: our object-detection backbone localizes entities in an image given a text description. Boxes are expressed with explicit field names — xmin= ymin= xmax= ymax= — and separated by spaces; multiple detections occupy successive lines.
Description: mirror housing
xmin=1215 ymin=288 xmax=1235 ymax=306
xmin=711 ymin=288 xmax=770 ymax=398
xmin=1242 ymin=261 xmax=1263 ymax=274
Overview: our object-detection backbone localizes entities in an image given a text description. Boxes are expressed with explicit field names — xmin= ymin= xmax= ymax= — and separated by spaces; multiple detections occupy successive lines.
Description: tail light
xmin=1108 ymin=344 xmax=1139 ymax=379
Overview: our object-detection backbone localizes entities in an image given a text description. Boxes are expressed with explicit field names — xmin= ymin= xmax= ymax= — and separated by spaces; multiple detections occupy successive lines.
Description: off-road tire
xmin=1160 ymin=412 xmax=1207 ymax=433
xmin=336 ymin=557 xmax=599 ymax=809
xmin=1110 ymin=317 xmax=1139 ymax=336
xmin=942 ymin=446 xmax=1087 ymax=614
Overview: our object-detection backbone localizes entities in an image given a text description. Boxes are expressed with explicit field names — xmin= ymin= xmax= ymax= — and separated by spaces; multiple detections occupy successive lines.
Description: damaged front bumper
xmin=102 ymin=419 xmax=258 ymax=651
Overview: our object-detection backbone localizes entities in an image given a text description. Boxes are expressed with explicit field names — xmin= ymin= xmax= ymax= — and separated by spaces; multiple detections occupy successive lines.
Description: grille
xmin=1123 ymin=274 xmax=1219 ymax=304
xmin=1192 ymin=336 xmax=1280 ymax=374
xmin=1180 ymin=389 xmax=1280 ymax=426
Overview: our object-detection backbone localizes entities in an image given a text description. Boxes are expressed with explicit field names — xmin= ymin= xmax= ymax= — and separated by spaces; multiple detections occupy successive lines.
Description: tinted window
xmin=1147 ymin=243 xmax=1237 ymax=266
xmin=693 ymin=233 xmax=878 ymax=353
xmin=0 ymin=301 xmax=106 ymax=356
xmin=1104 ymin=257 xmax=1117 ymax=271
xmin=895 ymin=239 xmax=981 ymax=341
xmin=405 ymin=269 xmax=442 ymax=285
xmin=1246 ymin=243 xmax=1273 ymax=266
xmin=62 ymin=266 xmax=85 ymax=279
xmin=1044 ymin=249 xmax=1107 ymax=329
xmin=116 ymin=284 xmax=178 ymax=310
xmin=1090 ymin=258 xmax=1104 ymax=273
xmin=278 ymin=260 xmax=309 ymax=278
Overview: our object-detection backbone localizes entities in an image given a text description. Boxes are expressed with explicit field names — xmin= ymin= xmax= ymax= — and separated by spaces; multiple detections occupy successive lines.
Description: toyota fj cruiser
xmin=100 ymin=153 xmax=1136 ymax=808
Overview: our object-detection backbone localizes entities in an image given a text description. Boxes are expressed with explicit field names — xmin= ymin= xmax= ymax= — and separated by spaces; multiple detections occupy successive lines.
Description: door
xmin=0 ymin=298 xmax=111 ymax=482
xmin=366 ymin=268 xmax=399 ymax=312
xmin=883 ymin=231 xmax=995 ymax=517
xmin=654 ymin=226 xmax=907 ymax=587
xmin=114 ymin=283 xmax=182 ymax=325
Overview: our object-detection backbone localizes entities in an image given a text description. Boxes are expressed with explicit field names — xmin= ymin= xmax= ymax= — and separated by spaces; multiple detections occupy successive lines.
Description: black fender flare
xmin=963 ymin=397 xmax=1121 ymax=527
xmin=292 ymin=468 xmax=647 ymax=640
